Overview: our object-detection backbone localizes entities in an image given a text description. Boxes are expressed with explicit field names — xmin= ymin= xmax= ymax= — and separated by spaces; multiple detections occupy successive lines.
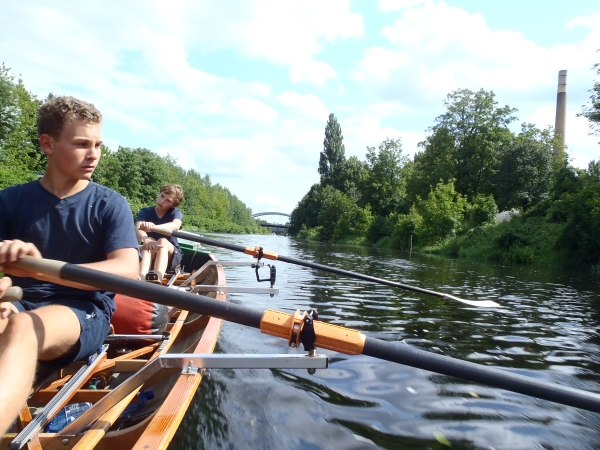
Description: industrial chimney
xmin=554 ymin=70 xmax=567 ymax=151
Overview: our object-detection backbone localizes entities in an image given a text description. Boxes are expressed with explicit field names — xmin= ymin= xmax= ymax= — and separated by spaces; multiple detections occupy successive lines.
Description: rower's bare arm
xmin=0 ymin=243 xmax=139 ymax=291
xmin=80 ymin=247 xmax=140 ymax=280
xmin=166 ymin=218 xmax=182 ymax=232
xmin=137 ymin=219 xmax=181 ymax=235
xmin=136 ymin=221 xmax=155 ymax=240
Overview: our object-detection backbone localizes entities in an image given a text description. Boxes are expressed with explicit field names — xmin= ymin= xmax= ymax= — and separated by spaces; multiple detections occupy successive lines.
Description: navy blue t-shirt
xmin=0 ymin=181 xmax=139 ymax=317
xmin=137 ymin=206 xmax=182 ymax=250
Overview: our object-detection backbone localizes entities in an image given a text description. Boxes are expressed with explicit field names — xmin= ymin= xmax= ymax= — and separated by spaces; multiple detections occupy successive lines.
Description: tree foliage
xmin=494 ymin=124 xmax=560 ymax=211
xmin=407 ymin=126 xmax=455 ymax=203
xmin=362 ymin=138 xmax=409 ymax=216
xmin=430 ymin=88 xmax=517 ymax=197
xmin=318 ymin=113 xmax=346 ymax=187
xmin=578 ymin=55 xmax=600 ymax=138
xmin=0 ymin=64 xmax=20 ymax=145
xmin=417 ymin=179 xmax=468 ymax=243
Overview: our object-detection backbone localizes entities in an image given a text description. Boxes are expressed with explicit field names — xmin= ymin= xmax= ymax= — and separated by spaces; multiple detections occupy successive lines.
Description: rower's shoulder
xmin=0 ymin=180 xmax=40 ymax=202
xmin=88 ymin=182 xmax=129 ymax=203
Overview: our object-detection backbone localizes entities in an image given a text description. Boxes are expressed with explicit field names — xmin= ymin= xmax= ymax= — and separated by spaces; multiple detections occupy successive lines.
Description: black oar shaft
xmin=173 ymin=230 xmax=248 ymax=254
xmin=11 ymin=257 xmax=600 ymax=413
xmin=61 ymin=262 xmax=263 ymax=329
xmin=171 ymin=230 xmax=443 ymax=298
xmin=277 ymin=254 xmax=443 ymax=298
xmin=364 ymin=338 xmax=600 ymax=413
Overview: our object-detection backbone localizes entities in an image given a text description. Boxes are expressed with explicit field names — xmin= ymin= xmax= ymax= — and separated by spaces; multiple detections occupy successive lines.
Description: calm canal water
xmin=169 ymin=234 xmax=600 ymax=450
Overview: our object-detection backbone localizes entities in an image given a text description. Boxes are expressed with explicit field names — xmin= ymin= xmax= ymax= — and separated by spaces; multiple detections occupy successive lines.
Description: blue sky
xmin=1 ymin=0 xmax=599 ymax=214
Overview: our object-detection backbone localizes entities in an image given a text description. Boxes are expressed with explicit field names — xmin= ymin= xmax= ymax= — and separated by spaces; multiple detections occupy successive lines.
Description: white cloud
xmin=353 ymin=47 xmax=408 ymax=83
xmin=154 ymin=126 xmax=323 ymax=213
xmin=367 ymin=102 xmax=408 ymax=116
xmin=377 ymin=0 xmax=432 ymax=11
xmin=182 ymin=0 xmax=363 ymax=85
xmin=288 ymin=60 xmax=337 ymax=85
xmin=358 ymin=2 xmax=598 ymax=99
xmin=229 ymin=98 xmax=279 ymax=123
xmin=277 ymin=92 xmax=329 ymax=120
xmin=343 ymin=112 xmax=425 ymax=158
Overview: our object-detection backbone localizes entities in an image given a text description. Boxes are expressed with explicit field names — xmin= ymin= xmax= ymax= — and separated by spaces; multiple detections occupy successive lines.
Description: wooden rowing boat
xmin=2 ymin=240 xmax=225 ymax=450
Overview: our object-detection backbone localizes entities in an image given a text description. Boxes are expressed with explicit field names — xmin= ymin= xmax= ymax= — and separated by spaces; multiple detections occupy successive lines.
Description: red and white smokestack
xmin=554 ymin=70 xmax=567 ymax=149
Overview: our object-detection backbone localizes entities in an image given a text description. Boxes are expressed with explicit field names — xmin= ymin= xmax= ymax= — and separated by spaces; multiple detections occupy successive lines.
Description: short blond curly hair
xmin=37 ymin=96 xmax=102 ymax=139
xmin=161 ymin=184 xmax=184 ymax=207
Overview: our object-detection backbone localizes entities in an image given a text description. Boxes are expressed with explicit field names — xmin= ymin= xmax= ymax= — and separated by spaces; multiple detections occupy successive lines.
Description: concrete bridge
xmin=252 ymin=212 xmax=290 ymax=229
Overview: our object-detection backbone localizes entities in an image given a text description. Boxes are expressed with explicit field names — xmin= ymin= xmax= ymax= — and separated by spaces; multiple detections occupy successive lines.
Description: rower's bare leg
xmin=0 ymin=305 xmax=80 ymax=434
xmin=139 ymin=248 xmax=154 ymax=279
xmin=153 ymin=238 xmax=174 ymax=282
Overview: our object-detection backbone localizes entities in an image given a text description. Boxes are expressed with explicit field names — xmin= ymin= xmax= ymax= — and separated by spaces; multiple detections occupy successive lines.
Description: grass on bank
xmin=294 ymin=212 xmax=579 ymax=268
xmin=423 ymin=216 xmax=567 ymax=265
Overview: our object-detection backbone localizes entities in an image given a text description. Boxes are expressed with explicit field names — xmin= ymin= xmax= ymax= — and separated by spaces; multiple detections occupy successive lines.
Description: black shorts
xmin=170 ymin=247 xmax=183 ymax=270
xmin=14 ymin=298 xmax=110 ymax=368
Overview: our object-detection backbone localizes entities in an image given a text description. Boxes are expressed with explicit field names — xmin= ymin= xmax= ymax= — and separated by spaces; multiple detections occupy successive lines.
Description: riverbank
xmin=294 ymin=211 xmax=597 ymax=270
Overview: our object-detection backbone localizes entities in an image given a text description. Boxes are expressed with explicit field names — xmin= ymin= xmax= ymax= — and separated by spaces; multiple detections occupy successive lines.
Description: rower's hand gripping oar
xmin=6 ymin=256 xmax=600 ymax=414
xmin=150 ymin=225 xmax=499 ymax=307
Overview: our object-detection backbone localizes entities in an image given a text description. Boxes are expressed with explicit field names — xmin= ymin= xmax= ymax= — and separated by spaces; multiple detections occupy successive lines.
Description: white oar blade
xmin=443 ymin=294 xmax=500 ymax=308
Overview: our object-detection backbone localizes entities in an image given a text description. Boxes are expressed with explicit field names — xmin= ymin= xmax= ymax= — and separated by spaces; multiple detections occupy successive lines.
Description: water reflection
xmin=170 ymin=235 xmax=600 ymax=449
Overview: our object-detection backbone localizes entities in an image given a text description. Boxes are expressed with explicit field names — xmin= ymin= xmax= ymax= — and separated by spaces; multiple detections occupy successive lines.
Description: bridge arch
xmin=252 ymin=212 xmax=291 ymax=218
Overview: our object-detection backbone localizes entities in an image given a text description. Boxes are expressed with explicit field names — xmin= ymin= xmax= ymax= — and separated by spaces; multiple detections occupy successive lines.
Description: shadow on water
xmin=170 ymin=235 xmax=600 ymax=449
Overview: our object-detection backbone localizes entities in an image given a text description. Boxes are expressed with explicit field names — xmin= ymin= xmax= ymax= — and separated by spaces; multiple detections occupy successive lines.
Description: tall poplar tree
xmin=318 ymin=113 xmax=346 ymax=186
xmin=578 ymin=57 xmax=600 ymax=140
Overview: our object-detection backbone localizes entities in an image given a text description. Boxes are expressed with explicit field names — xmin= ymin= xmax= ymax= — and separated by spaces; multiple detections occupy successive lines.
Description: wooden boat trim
xmin=69 ymin=389 xmax=141 ymax=450
xmin=130 ymin=259 xmax=226 ymax=450
xmin=17 ymin=406 xmax=32 ymax=430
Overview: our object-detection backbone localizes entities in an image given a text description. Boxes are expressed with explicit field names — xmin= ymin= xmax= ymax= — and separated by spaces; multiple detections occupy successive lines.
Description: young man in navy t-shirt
xmin=0 ymin=96 xmax=139 ymax=434
xmin=136 ymin=184 xmax=184 ymax=283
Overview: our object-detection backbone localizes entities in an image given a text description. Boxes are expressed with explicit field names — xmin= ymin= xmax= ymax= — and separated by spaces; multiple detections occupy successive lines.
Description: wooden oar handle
xmin=260 ymin=309 xmax=366 ymax=354
xmin=1 ymin=286 xmax=23 ymax=302
xmin=244 ymin=246 xmax=279 ymax=261
xmin=4 ymin=256 xmax=65 ymax=279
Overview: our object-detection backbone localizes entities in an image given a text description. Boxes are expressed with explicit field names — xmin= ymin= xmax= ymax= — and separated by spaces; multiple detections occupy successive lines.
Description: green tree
xmin=464 ymin=193 xmax=498 ymax=229
xmin=417 ymin=179 xmax=468 ymax=243
xmin=335 ymin=155 xmax=368 ymax=202
xmin=494 ymin=124 xmax=559 ymax=211
xmin=318 ymin=113 xmax=346 ymax=187
xmin=0 ymin=64 xmax=20 ymax=145
xmin=289 ymin=183 xmax=324 ymax=235
xmin=92 ymin=145 xmax=121 ymax=191
xmin=406 ymin=126 xmax=455 ymax=203
xmin=578 ymin=56 xmax=600 ymax=139
xmin=0 ymin=68 xmax=44 ymax=187
xmin=554 ymin=161 xmax=600 ymax=264
xmin=392 ymin=205 xmax=424 ymax=248
xmin=362 ymin=138 xmax=409 ymax=216
xmin=317 ymin=186 xmax=358 ymax=241
xmin=429 ymin=88 xmax=517 ymax=198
